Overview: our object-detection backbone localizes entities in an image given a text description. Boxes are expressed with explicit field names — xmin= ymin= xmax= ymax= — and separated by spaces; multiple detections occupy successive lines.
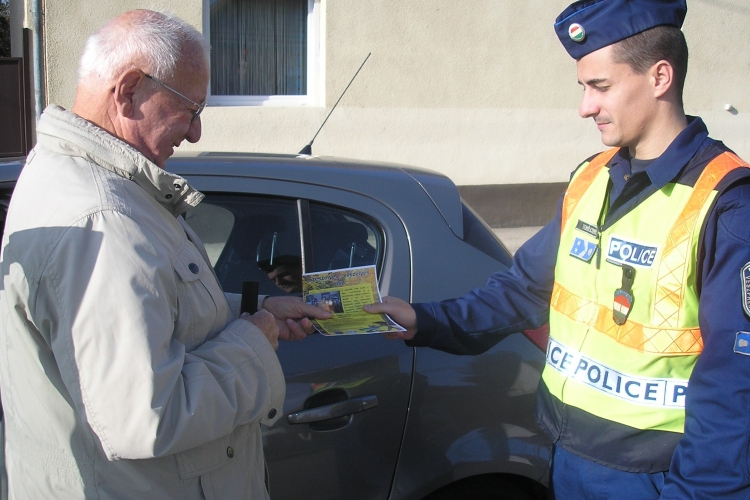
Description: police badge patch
xmin=613 ymin=264 xmax=635 ymax=325
xmin=613 ymin=289 xmax=633 ymax=325
xmin=734 ymin=332 xmax=750 ymax=356
xmin=743 ymin=263 xmax=750 ymax=318
xmin=569 ymin=237 xmax=597 ymax=263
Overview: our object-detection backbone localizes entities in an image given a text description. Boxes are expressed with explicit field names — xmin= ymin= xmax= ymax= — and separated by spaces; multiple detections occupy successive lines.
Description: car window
xmin=184 ymin=195 xmax=385 ymax=296
xmin=308 ymin=202 xmax=383 ymax=273
xmin=183 ymin=202 xmax=235 ymax=266
xmin=461 ymin=201 xmax=514 ymax=268
xmin=185 ymin=195 xmax=301 ymax=296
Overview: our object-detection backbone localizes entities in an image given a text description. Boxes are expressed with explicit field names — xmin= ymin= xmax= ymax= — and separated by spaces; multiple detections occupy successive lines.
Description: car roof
xmin=168 ymin=152 xmax=465 ymax=239
xmin=0 ymin=153 xmax=467 ymax=239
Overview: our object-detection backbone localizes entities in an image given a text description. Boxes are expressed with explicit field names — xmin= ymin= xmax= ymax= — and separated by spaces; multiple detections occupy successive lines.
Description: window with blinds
xmin=207 ymin=0 xmax=318 ymax=105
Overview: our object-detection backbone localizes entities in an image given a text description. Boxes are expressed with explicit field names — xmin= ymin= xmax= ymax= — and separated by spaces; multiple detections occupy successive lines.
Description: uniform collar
xmin=609 ymin=116 xmax=710 ymax=189
xmin=36 ymin=105 xmax=204 ymax=217
xmin=602 ymin=116 xmax=712 ymax=228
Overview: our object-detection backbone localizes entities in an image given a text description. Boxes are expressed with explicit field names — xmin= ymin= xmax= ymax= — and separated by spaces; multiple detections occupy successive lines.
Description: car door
xmin=181 ymin=174 xmax=414 ymax=500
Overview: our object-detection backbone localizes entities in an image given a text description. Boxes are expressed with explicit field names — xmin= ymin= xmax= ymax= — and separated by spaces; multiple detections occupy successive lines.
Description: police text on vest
xmin=546 ymin=337 xmax=688 ymax=408
xmin=606 ymin=236 xmax=658 ymax=268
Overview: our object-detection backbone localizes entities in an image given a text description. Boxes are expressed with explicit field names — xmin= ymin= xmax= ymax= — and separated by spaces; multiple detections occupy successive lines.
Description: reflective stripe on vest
xmin=655 ymin=151 xmax=749 ymax=327
xmin=551 ymin=281 xmax=702 ymax=354
xmin=543 ymin=149 xmax=749 ymax=432
xmin=560 ymin=148 xmax=619 ymax=234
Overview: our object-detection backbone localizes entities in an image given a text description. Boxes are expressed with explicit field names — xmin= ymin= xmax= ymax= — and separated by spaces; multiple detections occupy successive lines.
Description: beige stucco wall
xmin=31 ymin=0 xmax=750 ymax=185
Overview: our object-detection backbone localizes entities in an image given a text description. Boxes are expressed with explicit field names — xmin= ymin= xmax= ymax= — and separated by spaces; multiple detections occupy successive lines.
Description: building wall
xmin=23 ymin=0 xmax=750 ymax=189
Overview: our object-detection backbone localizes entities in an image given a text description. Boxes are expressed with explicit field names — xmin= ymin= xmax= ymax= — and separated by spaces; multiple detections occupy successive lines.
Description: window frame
xmin=185 ymin=192 xmax=386 ymax=296
xmin=302 ymin=198 xmax=385 ymax=275
xmin=203 ymin=0 xmax=322 ymax=107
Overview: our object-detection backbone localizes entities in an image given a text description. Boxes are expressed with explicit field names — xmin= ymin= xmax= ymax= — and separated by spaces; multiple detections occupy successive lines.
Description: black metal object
xmin=0 ymin=57 xmax=31 ymax=158
xmin=298 ymin=53 xmax=370 ymax=155
xmin=240 ymin=280 xmax=259 ymax=314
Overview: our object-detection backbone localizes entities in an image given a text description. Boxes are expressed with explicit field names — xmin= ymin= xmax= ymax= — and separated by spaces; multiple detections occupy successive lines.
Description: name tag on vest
xmin=546 ymin=337 xmax=688 ymax=408
xmin=576 ymin=219 xmax=600 ymax=238
xmin=606 ymin=236 xmax=658 ymax=268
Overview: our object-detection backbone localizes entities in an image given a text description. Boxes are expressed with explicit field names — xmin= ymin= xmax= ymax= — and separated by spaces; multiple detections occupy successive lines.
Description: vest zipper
xmin=595 ymin=179 xmax=612 ymax=270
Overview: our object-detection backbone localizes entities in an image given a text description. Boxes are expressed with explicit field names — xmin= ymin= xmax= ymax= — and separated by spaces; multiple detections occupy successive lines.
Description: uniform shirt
xmin=411 ymin=117 xmax=750 ymax=499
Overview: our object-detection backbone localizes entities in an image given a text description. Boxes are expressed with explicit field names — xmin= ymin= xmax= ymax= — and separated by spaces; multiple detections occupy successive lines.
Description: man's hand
xmin=363 ymin=296 xmax=418 ymax=340
xmin=262 ymin=296 xmax=332 ymax=341
xmin=241 ymin=309 xmax=280 ymax=350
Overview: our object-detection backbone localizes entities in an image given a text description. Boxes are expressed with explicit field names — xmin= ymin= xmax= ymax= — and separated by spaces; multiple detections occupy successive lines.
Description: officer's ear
xmin=651 ymin=60 xmax=675 ymax=100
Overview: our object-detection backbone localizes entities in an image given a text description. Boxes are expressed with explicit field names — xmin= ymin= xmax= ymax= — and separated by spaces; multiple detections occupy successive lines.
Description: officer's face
xmin=576 ymin=45 xmax=657 ymax=158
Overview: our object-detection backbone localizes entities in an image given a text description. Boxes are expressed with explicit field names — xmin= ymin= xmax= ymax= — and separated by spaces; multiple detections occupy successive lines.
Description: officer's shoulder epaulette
xmin=679 ymin=140 xmax=749 ymax=189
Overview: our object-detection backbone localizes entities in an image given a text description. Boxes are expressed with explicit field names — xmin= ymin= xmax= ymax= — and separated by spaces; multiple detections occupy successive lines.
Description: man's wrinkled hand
xmin=241 ymin=309 xmax=280 ymax=350
xmin=262 ymin=296 xmax=332 ymax=341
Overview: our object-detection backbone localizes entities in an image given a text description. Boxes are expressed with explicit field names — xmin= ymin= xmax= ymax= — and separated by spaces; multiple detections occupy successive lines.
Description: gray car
xmin=0 ymin=153 xmax=551 ymax=500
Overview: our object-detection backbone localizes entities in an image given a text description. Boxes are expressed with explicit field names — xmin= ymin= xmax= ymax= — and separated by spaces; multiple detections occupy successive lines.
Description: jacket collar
xmin=602 ymin=116 xmax=713 ymax=227
xmin=36 ymin=105 xmax=204 ymax=217
xmin=609 ymin=116 xmax=710 ymax=191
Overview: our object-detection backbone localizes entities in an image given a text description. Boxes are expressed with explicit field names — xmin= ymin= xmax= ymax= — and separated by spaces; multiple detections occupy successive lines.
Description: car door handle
xmin=287 ymin=395 xmax=378 ymax=424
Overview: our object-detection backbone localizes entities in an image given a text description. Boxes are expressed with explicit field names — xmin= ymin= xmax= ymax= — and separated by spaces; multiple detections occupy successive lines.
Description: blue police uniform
xmin=412 ymin=118 xmax=750 ymax=498
xmin=409 ymin=1 xmax=750 ymax=498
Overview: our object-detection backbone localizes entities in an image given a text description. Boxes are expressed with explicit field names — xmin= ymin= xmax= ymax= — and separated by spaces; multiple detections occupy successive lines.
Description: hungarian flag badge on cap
xmin=554 ymin=0 xmax=687 ymax=59
xmin=568 ymin=23 xmax=585 ymax=42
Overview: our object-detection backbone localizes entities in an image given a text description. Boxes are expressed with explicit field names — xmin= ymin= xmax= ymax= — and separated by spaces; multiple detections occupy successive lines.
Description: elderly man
xmin=369 ymin=0 xmax=750 ymax=498
xmin=0 ymin=10 xmax=327 ymax=499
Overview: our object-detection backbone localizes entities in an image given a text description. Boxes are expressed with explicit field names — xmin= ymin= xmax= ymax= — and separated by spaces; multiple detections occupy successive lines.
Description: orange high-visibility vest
xmin=543 ymin=149 xmax=748 ymax=433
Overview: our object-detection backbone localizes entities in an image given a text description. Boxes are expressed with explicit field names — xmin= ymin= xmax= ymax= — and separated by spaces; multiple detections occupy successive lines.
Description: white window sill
xmin=208 ymin=95 xmax=317 ymax=107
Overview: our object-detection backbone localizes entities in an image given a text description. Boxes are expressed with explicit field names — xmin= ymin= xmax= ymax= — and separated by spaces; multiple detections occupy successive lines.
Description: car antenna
xmin=299 ymin=53 xmax=371 ymax=155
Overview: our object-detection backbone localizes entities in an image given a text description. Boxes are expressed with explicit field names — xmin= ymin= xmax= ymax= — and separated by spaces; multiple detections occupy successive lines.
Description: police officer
xmin=366 ymin=0 xmax=750 ymax=497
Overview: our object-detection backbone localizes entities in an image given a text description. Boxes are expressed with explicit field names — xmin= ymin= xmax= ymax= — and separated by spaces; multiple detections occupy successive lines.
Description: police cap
xmin=554 ymin=0 xmax=687 ymax=59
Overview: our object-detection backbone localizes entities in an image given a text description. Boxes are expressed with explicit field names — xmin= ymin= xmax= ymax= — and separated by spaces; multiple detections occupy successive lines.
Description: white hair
xmin=77 ymin=10 xmax=209 ymax=84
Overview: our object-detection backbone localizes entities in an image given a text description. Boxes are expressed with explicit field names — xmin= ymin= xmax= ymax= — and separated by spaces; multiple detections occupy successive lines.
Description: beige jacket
xmin=0 ymin=106 xmax=285 ymax=499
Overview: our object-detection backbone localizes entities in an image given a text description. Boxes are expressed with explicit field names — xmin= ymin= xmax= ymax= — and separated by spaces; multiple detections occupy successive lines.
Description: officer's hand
xmin=241 ymin=309 xmax=280 ymax=350
xmin=262 ymin=296 xmax=332 ymax=341
xmin=363 ymin=296 xmax=417 ymax=340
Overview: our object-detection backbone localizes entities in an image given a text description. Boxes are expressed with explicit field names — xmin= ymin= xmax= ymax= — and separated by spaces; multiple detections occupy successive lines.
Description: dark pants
xmin=549 ymin=445 xmax=666 ymax=500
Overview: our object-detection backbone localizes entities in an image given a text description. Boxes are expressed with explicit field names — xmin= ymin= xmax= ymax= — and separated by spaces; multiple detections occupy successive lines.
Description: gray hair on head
xmin=77 ymin=9 xmax=209 ymax=84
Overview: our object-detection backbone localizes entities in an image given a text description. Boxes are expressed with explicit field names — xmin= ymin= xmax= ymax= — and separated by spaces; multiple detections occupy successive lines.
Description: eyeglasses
xmin=145 ymin=74 xmax=206 ymax=123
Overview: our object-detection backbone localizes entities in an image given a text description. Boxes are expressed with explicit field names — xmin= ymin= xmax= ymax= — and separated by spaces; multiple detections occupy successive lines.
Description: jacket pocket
xmin=173 ymin=242 xmax=206 ymax=285
xmin=175 ymin=432 xmax=235 ymax=480
xmin=176 ymin=424 xmax=264 ymax=500
xmin=172 ymin=241 xmax=230 ymax=349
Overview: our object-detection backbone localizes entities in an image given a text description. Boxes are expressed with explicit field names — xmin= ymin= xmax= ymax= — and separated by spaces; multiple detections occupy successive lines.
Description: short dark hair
xmin=611 ymin=25 xmax=688 ymax=105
